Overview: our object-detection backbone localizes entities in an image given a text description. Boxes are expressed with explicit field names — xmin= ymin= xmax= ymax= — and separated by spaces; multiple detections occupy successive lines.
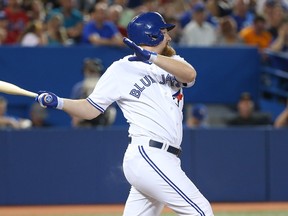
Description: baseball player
xmin=36 ymin=12 xmax=214 ymax=216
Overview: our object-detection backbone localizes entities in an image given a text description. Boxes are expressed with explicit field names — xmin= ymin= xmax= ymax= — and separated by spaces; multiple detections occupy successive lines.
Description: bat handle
xmin=20 ymin=90 xmax=38 ymax=98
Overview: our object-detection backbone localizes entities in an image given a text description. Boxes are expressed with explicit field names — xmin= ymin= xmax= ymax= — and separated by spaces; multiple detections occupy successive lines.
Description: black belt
xmin=129 ymin=138 xmax=181 ymax=157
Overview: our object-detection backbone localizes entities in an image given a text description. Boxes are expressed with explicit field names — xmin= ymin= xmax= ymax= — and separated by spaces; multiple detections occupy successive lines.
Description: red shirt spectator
xmin=4 ymin=0 xmax=29 ymax=44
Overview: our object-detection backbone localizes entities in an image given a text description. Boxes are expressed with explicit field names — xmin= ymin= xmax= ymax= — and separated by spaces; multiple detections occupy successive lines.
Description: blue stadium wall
xmin=1 ymin=46 xmax=287 ymax=205
xmin=0 ymin=127 xmax=287 ymax=205
xmin=0 ymin=46 xmax=260 ymax=126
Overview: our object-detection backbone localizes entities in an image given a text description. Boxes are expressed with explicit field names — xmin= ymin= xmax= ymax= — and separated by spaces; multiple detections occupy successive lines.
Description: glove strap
xmin=149 ymin=52 xmax=158 ymax=63
xmin=56 ymin=97 xmax=64 ymax=110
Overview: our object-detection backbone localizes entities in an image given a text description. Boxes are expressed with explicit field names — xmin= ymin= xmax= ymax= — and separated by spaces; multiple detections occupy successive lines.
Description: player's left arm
xmin=123 ymin=37 xmax=196 ymax=84
xmin=153 ymin=55 xmax=196 ymax=84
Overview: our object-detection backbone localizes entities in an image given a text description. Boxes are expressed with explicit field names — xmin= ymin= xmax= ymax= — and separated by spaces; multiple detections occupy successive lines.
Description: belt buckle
xmin=176 ymin=148 xmax=181 ymax=157
xmin=162 ymin=141 xmax=181 ymax=157
xmin=161 ymin=142 xmax=169 ymax=151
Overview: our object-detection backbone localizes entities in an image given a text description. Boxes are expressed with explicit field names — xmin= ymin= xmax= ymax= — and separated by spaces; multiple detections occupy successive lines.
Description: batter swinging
xmin=36 ymin=12 xmax=214 ymax=216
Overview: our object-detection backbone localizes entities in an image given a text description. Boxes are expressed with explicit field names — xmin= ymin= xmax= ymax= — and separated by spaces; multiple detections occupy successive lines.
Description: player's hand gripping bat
xmin=0 ymin=80 xmax=37 ymax=98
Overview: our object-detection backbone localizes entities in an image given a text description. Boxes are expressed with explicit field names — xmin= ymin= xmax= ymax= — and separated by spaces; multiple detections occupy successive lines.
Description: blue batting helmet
xmin=127 ymin=12 xmax=175 ymax=46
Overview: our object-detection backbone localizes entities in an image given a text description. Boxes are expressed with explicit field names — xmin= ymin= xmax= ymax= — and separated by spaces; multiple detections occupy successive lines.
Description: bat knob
xmin=44 ymin=94 xmax=53 ymax=104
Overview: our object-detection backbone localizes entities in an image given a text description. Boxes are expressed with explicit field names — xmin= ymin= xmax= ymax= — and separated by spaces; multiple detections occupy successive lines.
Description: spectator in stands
xmin=262 ymin=0 xmax=286 ymax=40
xmin=0 ymin=96 xmax=32 ymax=129
xmin=157 ymin=1 xmax=189 ymax=45
xmin=239 ymin=15 xmax=273 ymax=51
xmin=186 ymin=103 xmax=209 ymax=128
xmin=29 ymin=102 xmax=52 ymax=127
xmin=75 ymin=0 xmax=95 ymax=16
xmin=248 ymin=0 xmax=258 ymax=14
xmin=3 ymin=0 xmax=30 ymax=44
xmin=215 ymin=15 xmax=243 ymax=46
xmin=107 ymin=4 xmax=127 ymax=37
xmin=46 ymin=0 xmax=83 ymax=44
xmin=0 ymin=1 xmax=5 ymax=11
xmin=0 ymin=26 xmax=7 ymax=44
xmin=18 ymin=20 xmax=47 ymax=46
xmin=23 ymin=0 xmax=46 ymax=22
xmin=269 ymin=17 xmax=288 ymax=52
xmin=71 ymin=57 xmax=103 ymax=100
xmin=135 ymin=0 xmax=160 ymax=14
xmin=255 ymin=0 xmax=267 ymax=15
xmin=164 ymin=16 xmax=182 ymax=46
xmin=230 ymin=0 xmax=254 ymax=32
xmin=42 ymin=0 xmax=61 ymax=12
xmin=70 ymin=57 xmax=116 ymax=127
xmin=226 ymin=92 xmax=272 ymax=126
xmin=0 ymin=10 xmax=8 ymax=44
xmin=206 ymin=0 xmax=233 ymax=18
xmin=113 ymin=0 xmax=135 ymax=30
xmin=81 ymin=2 xmax=123 ymax=47
xmin=158 ymin=0 xmax=187 ymax=21
xmin=179 ymin=2 xmax=216 ymax=46
xmin=178 ymin=0 xmax=218 ymax=29
xmin=44 ymin=13 xmax=69 ymax=46
xmin=274 ymin=99 xmax=288 ymax=128
xmin=177 ymin=0 xmax=203 ymax=29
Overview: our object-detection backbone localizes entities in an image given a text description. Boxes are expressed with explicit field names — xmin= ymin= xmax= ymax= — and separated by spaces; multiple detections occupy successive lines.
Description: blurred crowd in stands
xmin=0 ymin=0 xmax=287 ymax=52
xmin=1 ymin=0 xmax=288 ymax=129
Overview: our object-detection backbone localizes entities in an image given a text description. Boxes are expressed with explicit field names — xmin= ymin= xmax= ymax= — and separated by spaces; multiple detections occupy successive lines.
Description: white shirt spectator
xmin=21 ymin=33 xmax=40 ymax=46
xmin=19 ymin=20 xmax=47 ymax=46
xmin=179 ymin=20 xmax=216 ymax=46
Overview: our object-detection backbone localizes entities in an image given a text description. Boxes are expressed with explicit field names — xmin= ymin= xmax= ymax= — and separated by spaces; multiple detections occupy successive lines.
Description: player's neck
xmin=141 ymin=45 xmax=160 ymax=54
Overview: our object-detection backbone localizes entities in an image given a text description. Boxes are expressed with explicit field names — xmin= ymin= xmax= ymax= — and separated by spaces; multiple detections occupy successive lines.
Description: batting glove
xmin=123 ymin=37 xmax=158 ymax=63
xmin=36 ymin=91 xmax=64 ymax=110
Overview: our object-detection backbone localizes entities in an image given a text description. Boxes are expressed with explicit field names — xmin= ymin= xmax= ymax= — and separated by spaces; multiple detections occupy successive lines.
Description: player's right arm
xmin=36 ymin=92 xmax=101 ymax=120
xmin=62 ymin=98 xmax=101 ymax=120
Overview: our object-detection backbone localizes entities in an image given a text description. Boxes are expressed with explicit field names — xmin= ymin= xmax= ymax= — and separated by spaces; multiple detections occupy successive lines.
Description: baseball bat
xmin=0 ymin=80 xmax=37 ymax=98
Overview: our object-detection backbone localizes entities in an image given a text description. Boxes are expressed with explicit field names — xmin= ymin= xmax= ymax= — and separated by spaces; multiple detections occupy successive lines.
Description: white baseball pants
xmin=122 ymin=139 xmax=214 ymax=216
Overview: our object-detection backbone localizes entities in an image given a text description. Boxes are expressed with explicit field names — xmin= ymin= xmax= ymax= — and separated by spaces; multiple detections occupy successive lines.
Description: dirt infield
xmin=0 ymin=202 xmax=288 ymax=216
xmin=212 ymin=202 xmax=288 ymax=212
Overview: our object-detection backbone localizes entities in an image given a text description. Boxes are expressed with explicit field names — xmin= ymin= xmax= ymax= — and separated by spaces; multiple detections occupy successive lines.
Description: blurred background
xmin=0 ymin=0 xmax=288 ymax=207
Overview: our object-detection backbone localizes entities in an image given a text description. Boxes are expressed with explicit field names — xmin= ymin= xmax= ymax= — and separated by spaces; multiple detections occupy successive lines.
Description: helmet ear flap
xmin=146 ymin=31 xmax=164 ymax=46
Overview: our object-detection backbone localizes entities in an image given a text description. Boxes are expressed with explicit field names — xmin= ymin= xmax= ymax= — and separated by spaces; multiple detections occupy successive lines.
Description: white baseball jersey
xmin=87 ymin=55 xmax=194 ymax=148
xmin=87 ymin=55 xmax=214 ymax=216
